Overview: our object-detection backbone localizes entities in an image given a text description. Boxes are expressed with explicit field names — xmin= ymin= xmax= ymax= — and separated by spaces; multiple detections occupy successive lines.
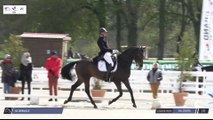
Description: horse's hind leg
xmin=84 ymin=79 xmax=98 ymax=109
xmin=108 ymin=81 xmax=122 ymax=105
xmin=122 ymin=80 xmax=137 ymax=108
xmin=64 ymin=80 xmax=82 ymax=104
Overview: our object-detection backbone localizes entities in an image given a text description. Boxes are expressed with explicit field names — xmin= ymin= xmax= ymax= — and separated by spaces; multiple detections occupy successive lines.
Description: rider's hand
xmin=113 ymin=49 xmax=120 ymax=54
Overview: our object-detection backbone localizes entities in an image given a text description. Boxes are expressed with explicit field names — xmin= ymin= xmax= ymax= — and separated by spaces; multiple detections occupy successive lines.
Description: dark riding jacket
xmin=97 ymin=36 xmax=112 ymax=56
xmin=19 ymin=63 xmax=33 ymax=82
xmin=1 ymin=58 xmax=17 ymax=87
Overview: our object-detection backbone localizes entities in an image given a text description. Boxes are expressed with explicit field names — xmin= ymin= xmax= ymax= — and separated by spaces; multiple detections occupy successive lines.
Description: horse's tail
xmin=61 ymin=61 xmax=78 ymax=81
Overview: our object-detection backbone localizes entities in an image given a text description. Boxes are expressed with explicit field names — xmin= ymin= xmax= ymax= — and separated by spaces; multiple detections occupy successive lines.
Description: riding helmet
xmin=99 ymin=27 xmax=108 ymax=33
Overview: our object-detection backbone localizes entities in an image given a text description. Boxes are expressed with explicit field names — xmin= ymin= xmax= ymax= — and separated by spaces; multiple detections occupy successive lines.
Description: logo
xmin=3 ymin=107 xmax=13 ymax=114
xmin=3 ymin=5 xmax=27 ymax=15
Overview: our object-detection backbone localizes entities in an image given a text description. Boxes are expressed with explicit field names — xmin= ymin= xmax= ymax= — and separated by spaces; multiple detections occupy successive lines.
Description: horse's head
xmin=134 ymin=46 xmax=146 ymax=70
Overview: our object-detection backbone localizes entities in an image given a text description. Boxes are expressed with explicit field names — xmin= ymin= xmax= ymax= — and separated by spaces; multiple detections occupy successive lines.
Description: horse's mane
xmin=118 ymin=47 xmax=139 ymax=60
xmin=122 ymin=46 xmax=138 ymax=54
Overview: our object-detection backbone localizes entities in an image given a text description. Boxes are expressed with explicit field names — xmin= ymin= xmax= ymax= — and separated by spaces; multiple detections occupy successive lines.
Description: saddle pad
xmin=98 ymin=60 xmax=117 ymax=72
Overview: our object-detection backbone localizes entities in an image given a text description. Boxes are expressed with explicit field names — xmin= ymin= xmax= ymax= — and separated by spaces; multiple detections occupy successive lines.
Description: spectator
xmin=19 ymin=52 xmax=33 ymax=101
xmin=45 ymin=50 xmax=62 ymax=102
xmin=147 ymin=63 xmax=163 ymax=99
xmin=67 ymin=47 xmax=73 ymax=58
xmin=1 ymin=54 xmax=18 ymax=99
xmin=72 ymin=52 xmax=81 ymax=59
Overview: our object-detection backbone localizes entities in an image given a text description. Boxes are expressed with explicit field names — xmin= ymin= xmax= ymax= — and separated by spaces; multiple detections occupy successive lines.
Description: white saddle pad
xmin=98 ymin=60 xmax=117 ymax=72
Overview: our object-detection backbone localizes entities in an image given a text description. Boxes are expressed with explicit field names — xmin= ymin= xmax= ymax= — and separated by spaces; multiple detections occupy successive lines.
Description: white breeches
xmin=103 ymin=52 xmax=114 ymax=66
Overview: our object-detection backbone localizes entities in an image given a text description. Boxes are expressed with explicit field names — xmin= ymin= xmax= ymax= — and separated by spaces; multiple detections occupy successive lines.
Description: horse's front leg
xmin=108 ymin=81 xmax=123 ymax=105
xmin=122 ymin=80 xmax=137 ymax=108
xmin=64 ymin=80 xmax=82 ymax=104
xmin=84 ymin=80 xmax=98 ymax=109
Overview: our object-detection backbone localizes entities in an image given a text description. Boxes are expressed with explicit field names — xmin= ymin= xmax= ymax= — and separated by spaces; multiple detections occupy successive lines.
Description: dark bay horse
xmin=192 ymin=59 xmax=213 ymax=71
xmin=61 ymin=46 xmax=145 ymax=108
xmin=201 ymin=66 xmax=213 ymax=71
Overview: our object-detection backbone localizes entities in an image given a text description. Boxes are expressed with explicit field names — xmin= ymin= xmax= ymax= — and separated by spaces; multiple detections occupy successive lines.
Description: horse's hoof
xmin=94 ymin=105 xmax=98 ymax=109
xmin=64 ymin=100 xmax=69 ymax=104
xmin=108 ymin=100 xmax=112 ymax=105
xmin=133 ymin=104 xmax=137 ymax=108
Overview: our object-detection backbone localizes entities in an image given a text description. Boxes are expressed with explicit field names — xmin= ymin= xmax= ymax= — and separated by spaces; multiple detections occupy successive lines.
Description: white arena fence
xmin=0 ymin=68 xmax=213 ymax=101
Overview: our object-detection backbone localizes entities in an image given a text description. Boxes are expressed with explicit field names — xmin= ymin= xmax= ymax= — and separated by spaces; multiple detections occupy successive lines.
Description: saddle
xmin=93 ymin=51 xmax=118 ymax=72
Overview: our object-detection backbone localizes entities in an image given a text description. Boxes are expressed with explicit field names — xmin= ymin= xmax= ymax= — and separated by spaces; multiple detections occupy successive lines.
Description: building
xmin=19 ymin=32 xmax=71 ymax=67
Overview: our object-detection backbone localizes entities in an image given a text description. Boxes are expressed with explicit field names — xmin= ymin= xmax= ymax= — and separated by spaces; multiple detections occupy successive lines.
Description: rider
xmin=97 ymin=27 xmax=113 ymax=82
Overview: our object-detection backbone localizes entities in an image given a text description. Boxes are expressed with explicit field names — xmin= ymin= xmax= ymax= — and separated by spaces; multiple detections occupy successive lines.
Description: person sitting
xmin=97 ymin=27 xmax=113 ymax=82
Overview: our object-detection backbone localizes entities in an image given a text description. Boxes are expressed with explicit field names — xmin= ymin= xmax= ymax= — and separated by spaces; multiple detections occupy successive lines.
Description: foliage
xmin=176 ymin=32 xmax=195 ymax=92
xmin=1 ymin=34 xmax=26 ymax=67
xmin=0 ymin=0 xmax=201 ymax=58
xmin=176 ymin=33 xmax=195 ymax=71
xmin=181 ymin=72 xmax=194 ymax=82
xmin=72 ymin=39 xmax=99 ymax=58
xmin=92 ymin=78 xmax=103 ymax=90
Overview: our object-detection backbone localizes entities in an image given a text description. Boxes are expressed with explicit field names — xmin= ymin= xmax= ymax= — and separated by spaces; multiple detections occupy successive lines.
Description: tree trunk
xmin=116 ymin=13 xmax=122 ymax=51
xmin=113 ymin=0 xmax=123 ymax=51
xmin=177 ymin=0 xmax=187 ymax=54
xmin=185 ymin=0 xmax=202 ymax=54
xmin=157 ymin=0 xmax=165 ymax=60
xmin=97 ymin=0 xmax=107 ymax=27
xmin=126 ymin=0 xmax=139 ymax=47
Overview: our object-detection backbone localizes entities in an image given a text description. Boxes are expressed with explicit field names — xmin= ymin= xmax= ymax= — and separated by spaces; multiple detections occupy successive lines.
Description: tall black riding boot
xmin=105 ymin=64 xmax=112 ymax=82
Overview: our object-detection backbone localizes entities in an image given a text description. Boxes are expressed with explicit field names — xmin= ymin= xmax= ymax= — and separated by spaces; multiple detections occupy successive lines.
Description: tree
xmin=1 ymin=34 xmax=26 ymax=67
xmin=82 ymin=0 xmax=109 ymax=28
xmin=176 ymin=32 xmax=195 ymax=92
xmin=125 ymin=0 xmax=141 ymax=47
xmin=0 ymin=0 xmax=202 ymax=59
xmin=157 ymin=0 xmax=166 ymax=60
xmin=112 ymin=0 xmax=123 ymax=51
xmin=176 ymin=0 xmax=188 ymax=54
xmin=184 ymin=0 xmax=202 ymax=53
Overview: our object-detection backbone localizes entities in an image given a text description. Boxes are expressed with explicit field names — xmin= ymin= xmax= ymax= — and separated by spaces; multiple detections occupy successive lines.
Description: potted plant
xmin=91 ymin=78 xmax=106 ymax=103
xmin=173 ymin=33 xmax=195 ymax=106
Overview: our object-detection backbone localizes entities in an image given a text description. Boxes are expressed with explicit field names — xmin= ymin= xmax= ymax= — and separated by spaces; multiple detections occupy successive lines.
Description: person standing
xmin=147 ymin=63 xmax=163 ymax=99
xmin=147 ymin=63 xmax=162 ymax=109
xmin=45 ymin=50 xmax=62 ymax=101
xmin=67 ymin=47 xmax=73 ymax=58
xmin=19 ymin=52 xmax=33 ymax=101
xmin=1 ymin=54 xmax=17 ymax=99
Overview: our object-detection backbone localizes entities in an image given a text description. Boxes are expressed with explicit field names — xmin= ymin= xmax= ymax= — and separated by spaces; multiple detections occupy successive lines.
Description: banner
xmin=199 ymin=0 xmax=213 ymax=61
xmin=3 ymin=107 xmax=63 ymax=114
xmin=3 ymin=5 xmax=27 ymax=15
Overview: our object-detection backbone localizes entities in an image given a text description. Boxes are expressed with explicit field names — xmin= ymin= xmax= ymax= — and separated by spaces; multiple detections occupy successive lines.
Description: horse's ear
xmin=139 ymin=46 xmax=146 ymax=50
xmin=142 ymin=46 xmax=146 ymax=49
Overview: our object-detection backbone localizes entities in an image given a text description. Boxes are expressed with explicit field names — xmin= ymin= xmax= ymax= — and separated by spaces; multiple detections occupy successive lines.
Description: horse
xmin=192 ymin=60 xmax=213 ymax=71
xmin=200 ymin=66 xmax=213 ymax=71
xmin=61 ymin=46 xmax=145 ymax=108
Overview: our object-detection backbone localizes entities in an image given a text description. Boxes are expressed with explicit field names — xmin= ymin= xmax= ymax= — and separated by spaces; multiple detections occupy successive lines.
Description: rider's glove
xmin=113 ymin=49 xmax=120 ymax=54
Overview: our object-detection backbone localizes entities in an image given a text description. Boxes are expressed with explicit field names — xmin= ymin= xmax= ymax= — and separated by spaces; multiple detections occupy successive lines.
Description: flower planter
xmin=6 ymin=87 xmax=22 ymax=100
xmin=173 ymin=92 xmax=188 ymax=106
xmin=91 ymin=89 xmax=106 ymax=103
